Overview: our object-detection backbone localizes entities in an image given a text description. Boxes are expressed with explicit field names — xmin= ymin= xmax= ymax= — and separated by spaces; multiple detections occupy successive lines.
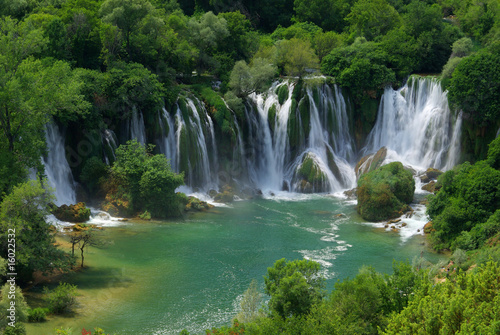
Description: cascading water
xmin=42 ymin=122 xmax=77 ymax=206
xmin=158 ymin=108 xmax=177 ymax=170
xmin=247 ymin=82 xmax=294 ymax=191
xmin=242 ymin=80 xmax=358 ymax=193
xmin=102 ymin=129 xmax=118 ymax=165
xmin=362 ymin=76 xmax=462 ymax=171
xmin=157 ymin=97 xmax=218 ymax=190
xmin=128 ymin=107 xmax=147 ymax=144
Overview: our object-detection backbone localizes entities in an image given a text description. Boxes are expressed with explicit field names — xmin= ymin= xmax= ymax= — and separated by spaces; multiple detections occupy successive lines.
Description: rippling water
xmin=28 ymin=195 xmax=442 ymax=335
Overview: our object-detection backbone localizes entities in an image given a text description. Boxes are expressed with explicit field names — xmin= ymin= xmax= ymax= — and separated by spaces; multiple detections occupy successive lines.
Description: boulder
xmin=52 ymin=202 xmax=91 ymax=223
xmin=423 ymin=221 xmax=435 ymax=234
xmin=419 ymin=168 xmax=443 ymax=183
xmin=214 ymin=185 xmax=235 ymax=203
xmin=422 ymin=181 xmax=438 ymax=193
xmin=355 ymin=147 xmax=387 ymax=178
xmin=185 ymin=196 xmax=214 ymax=212
xmin=357 ymin=161 xmax=415 ymax=221
xmin=344 ymin=188 xmax=357 ymax=199
xmin=293 ymin=152 xmax=329 ymax=193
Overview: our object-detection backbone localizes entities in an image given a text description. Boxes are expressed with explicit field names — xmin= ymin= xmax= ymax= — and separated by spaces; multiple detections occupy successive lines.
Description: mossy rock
xmin=277 ymin=84 xmax=289 ymax=105
xmin=52 ymin=202 xmax=91 ymax=223
xmin=293 ymin=153 xmax=328 ymax=193
xmin=355 ymin=147 xmax=387 ymax=178
xmin=185 ymin=196 xmax=214 ymax=211
xmin=357 ymin=161 xmax=415 ymax=221
xmin=268 ymin=104 xmax=277 ymax=132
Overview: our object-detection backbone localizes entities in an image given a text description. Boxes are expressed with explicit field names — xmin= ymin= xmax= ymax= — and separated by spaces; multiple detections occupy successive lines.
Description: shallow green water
xmin=27 ymin=195 xmax=441 ymax=335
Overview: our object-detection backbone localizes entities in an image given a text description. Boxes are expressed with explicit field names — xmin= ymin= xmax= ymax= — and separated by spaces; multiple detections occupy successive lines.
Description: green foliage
xmin=451 ymin=37 xmax=474 ymax=58
xmin=427 ymin=161 xmax=500 ymax=250
xmin=80 ymin=156 xmax=109 ymax=195
xmin=321 ymin=40 xmax=395 ymax=102
xmin=293 ymin=0 xmax=352 ymax=32
xmin=110 ymin=140 xmax=185 ymax=218
xmin=234 ymin=280 xmax=263 ymax=324
xmin=0 ymin=180 xmax=72 ymax=280
xmin=0 ymin=283 xmax=28 ymax=330
xmin=384 ymin=261 xmax=500 ymax=335
xmin=139 ymin=210 xmax=151 ymax=220
xmin=346 ymin=0 xmax=401 ymax=41
xmin=487 ymin=136 xmax=500 ymax=170
xmin=228 ymin=58 xmax=276 ymax=97
xmin=139 ymin=154 xmax=185 ymax=217
xmin=44 ymin=282 xmax=78 ymax=314
xmin=441 ymin=56 xmax=463 ymax=79
xmin=0 ymin=17 xmax=89 ymax=170
xmin=27 ymin=307 xmax=50 ymax=322
xmin=357 ymin=162 xmax=415 ymax=221
xmin=448 ymin=51 xmax=500 ymax=125
xmin=276 ymin=38 xmax=319 ymax=77
xmin=264 ymin=258 xmax=325 ymax=318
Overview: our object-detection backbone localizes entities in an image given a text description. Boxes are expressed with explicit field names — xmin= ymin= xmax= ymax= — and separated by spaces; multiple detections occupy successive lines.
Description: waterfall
xmin=362 ymin=77 xmax=462 ymax=171
xmin=157 ymin=97 xmax=218 ymax=190
xmin=158 ymin=108 xmax=177 ymax=170
xmin=42 ymin=122 xmax=77 ymax=206
xmin=102 ymin=129 xmax=118 ymax=165
xmin=288 ymin=85 xmax=356 ymax=192
xmin=129 ymin=107 xmax=147 ymax=144
xmin=247 ymin=82 xmax=294 ymax=191
xmin=243 ymin=80 xmax=357 ymax=193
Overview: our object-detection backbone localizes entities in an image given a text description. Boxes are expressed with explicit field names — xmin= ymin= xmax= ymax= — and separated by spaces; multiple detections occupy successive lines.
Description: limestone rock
xmin=52 ymin=202 xmax=91 ymax=223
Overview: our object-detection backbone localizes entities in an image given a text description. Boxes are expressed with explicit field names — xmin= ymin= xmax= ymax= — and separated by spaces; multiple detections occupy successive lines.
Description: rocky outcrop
xmin=357 ymin=161 xmax=415 ymax=221
xmin=213 ymin=185 xmax=235 ymax=203
xmin=293 ymin=152 xmax=329 ymax=193
xmin=185 ymin=196 xmax=214 ymax=212
xmin=52 ymin=202 xmax=91 ymax=223
xmin=419 ymin=168 xmax=443 ymax=183
xmin=355 ymin=147 xmax=387 ymax=178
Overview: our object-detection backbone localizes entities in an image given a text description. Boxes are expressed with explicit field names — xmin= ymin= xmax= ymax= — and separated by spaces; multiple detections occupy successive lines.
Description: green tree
xmin=264 ymin=258 xmax=325 ymax=318
xmin=188 ymin=11 xmax=229 ymax=73
xmin=0 ymin=180 xmax=73 ymax=281
xmin=294 ymin=0 xmax=352 ymax=32
xmin=139 ymin=154 xmax=185 ymax=217
xmin=0 ymin=18 xmax=89 ymax=178
xmin=276 ymin=38 xmax=319 ymax=77
xmin=486 ymin=136 xmax=500 ymax=170
xmin=346 ymin=0 xmax=401 ymax=41
xmin=99 ymin=0 xmax=156 ymax=55
xmin=110 ymin=140 xmax=185 ymax=218
xmin=313 ymin=31 xmax=343 ymax=62
xmin=234 ymin=279 xmax=264 ymax=323
xmin=448 ymin=51 xmax=500 ymax=125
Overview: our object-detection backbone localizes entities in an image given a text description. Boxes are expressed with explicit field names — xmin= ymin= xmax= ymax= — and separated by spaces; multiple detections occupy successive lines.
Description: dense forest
xmin=0 ymin=0 xmax=499 ymax=334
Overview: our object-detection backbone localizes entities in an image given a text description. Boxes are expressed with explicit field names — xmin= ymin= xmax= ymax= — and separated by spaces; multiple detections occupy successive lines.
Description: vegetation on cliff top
xmin=357 ymin=161 xmax=415 ymax=221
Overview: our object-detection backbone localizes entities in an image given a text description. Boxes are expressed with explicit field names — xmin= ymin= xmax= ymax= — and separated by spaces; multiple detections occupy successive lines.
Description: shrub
xmin=45 ymin=283 xmax=78 ymax=314
xmin=27 ymin=307 xmax=49 ymax=322
xmin=357 ymin=162 xmax=415 ymax=221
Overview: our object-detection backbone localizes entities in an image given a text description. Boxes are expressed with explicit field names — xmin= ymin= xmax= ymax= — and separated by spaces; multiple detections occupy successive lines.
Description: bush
xmin=45 ymin=282 xmax=78 ymax=314
xmin=357 ymin=162 xmax=415 ymax=221
xmin=27 ymin=307 xmax=49 ymax=322
xmin=427 ymin=161 xmax=500 ymax=250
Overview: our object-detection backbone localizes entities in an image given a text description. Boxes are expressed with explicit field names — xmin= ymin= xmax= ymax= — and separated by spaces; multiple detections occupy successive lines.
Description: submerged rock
xmin=52 ymin=202 xmax=91 ymax=223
